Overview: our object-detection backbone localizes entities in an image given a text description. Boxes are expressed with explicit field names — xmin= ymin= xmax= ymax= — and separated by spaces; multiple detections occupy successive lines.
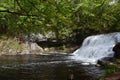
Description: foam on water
xmin=72 ymin=32 xmax=120 ymax=64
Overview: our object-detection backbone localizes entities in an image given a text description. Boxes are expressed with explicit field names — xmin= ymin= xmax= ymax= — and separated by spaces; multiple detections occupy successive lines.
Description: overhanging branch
xmin=0 ymin=10 xmax=39 ymax=17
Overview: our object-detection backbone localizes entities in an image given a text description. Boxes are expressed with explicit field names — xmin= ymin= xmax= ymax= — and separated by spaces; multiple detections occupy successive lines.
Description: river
xmin=0 ymin=54 xmax=104 ymax=80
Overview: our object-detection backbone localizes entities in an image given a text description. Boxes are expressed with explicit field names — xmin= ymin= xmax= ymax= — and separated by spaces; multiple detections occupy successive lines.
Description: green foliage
xmin=0 ymin=0 xmax=120 ymax=39
xmin=105 ymin=65 xmax=119 ymax=74
xmin=99 ymin=65 xmax=118 ymax=80
xmin=73 ymin=0 xmax=120 ymax=32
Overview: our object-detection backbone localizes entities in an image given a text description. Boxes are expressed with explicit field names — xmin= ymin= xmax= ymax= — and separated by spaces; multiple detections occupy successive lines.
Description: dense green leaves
xmin=0 ymin=0 xmax=120 ymax=39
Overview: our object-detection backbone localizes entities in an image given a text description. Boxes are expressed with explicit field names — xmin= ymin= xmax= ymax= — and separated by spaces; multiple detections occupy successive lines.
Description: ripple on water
xmin=0 ymin=55 xmax=105 ymax=80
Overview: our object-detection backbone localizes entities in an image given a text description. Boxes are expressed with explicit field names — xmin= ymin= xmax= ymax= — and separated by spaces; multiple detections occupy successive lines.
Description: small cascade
xmin=72 ymin=32 xmax=120 ymax=64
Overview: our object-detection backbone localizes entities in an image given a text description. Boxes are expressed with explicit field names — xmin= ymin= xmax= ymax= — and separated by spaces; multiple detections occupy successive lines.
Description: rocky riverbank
xmin=0 ymin=38 xmax=41 ymax=55
xmin=0 ymin=38 xmax=79 ymax=56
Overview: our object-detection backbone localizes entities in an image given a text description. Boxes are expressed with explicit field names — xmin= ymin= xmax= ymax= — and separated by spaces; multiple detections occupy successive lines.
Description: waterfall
xmin=72 ymin=32 xmax=120 ymax=64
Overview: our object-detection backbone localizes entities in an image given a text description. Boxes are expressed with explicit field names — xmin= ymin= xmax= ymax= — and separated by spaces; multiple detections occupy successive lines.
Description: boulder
xmin=113 ymin=43 xmax=120 ymax=59
xmin=96 ymin=57 xmax=114 ymax=66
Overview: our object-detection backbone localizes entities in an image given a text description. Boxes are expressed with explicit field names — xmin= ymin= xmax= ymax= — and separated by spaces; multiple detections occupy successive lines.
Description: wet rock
xmin=113 ymin=43 xmax=120 ymax=59
xmin=97 ymin=43 xmax=120 ymax=66
xmin=95 ymin=64 xmax=101 ymax=67
xmin=97 ymin=57 xmax=114 ymax=66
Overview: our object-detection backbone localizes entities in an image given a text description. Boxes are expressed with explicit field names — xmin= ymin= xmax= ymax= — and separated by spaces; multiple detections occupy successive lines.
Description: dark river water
xmin=0 ymin=54 xmax=105 ymax=80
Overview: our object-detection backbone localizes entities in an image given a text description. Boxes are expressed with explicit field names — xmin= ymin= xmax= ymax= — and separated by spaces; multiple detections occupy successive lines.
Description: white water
xmin=72 ymin=32 xmax=120 ymax=64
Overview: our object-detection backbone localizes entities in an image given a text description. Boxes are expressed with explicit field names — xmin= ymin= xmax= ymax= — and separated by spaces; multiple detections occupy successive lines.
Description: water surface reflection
xmin=0 ymin=54 xmax=105 ymax=80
